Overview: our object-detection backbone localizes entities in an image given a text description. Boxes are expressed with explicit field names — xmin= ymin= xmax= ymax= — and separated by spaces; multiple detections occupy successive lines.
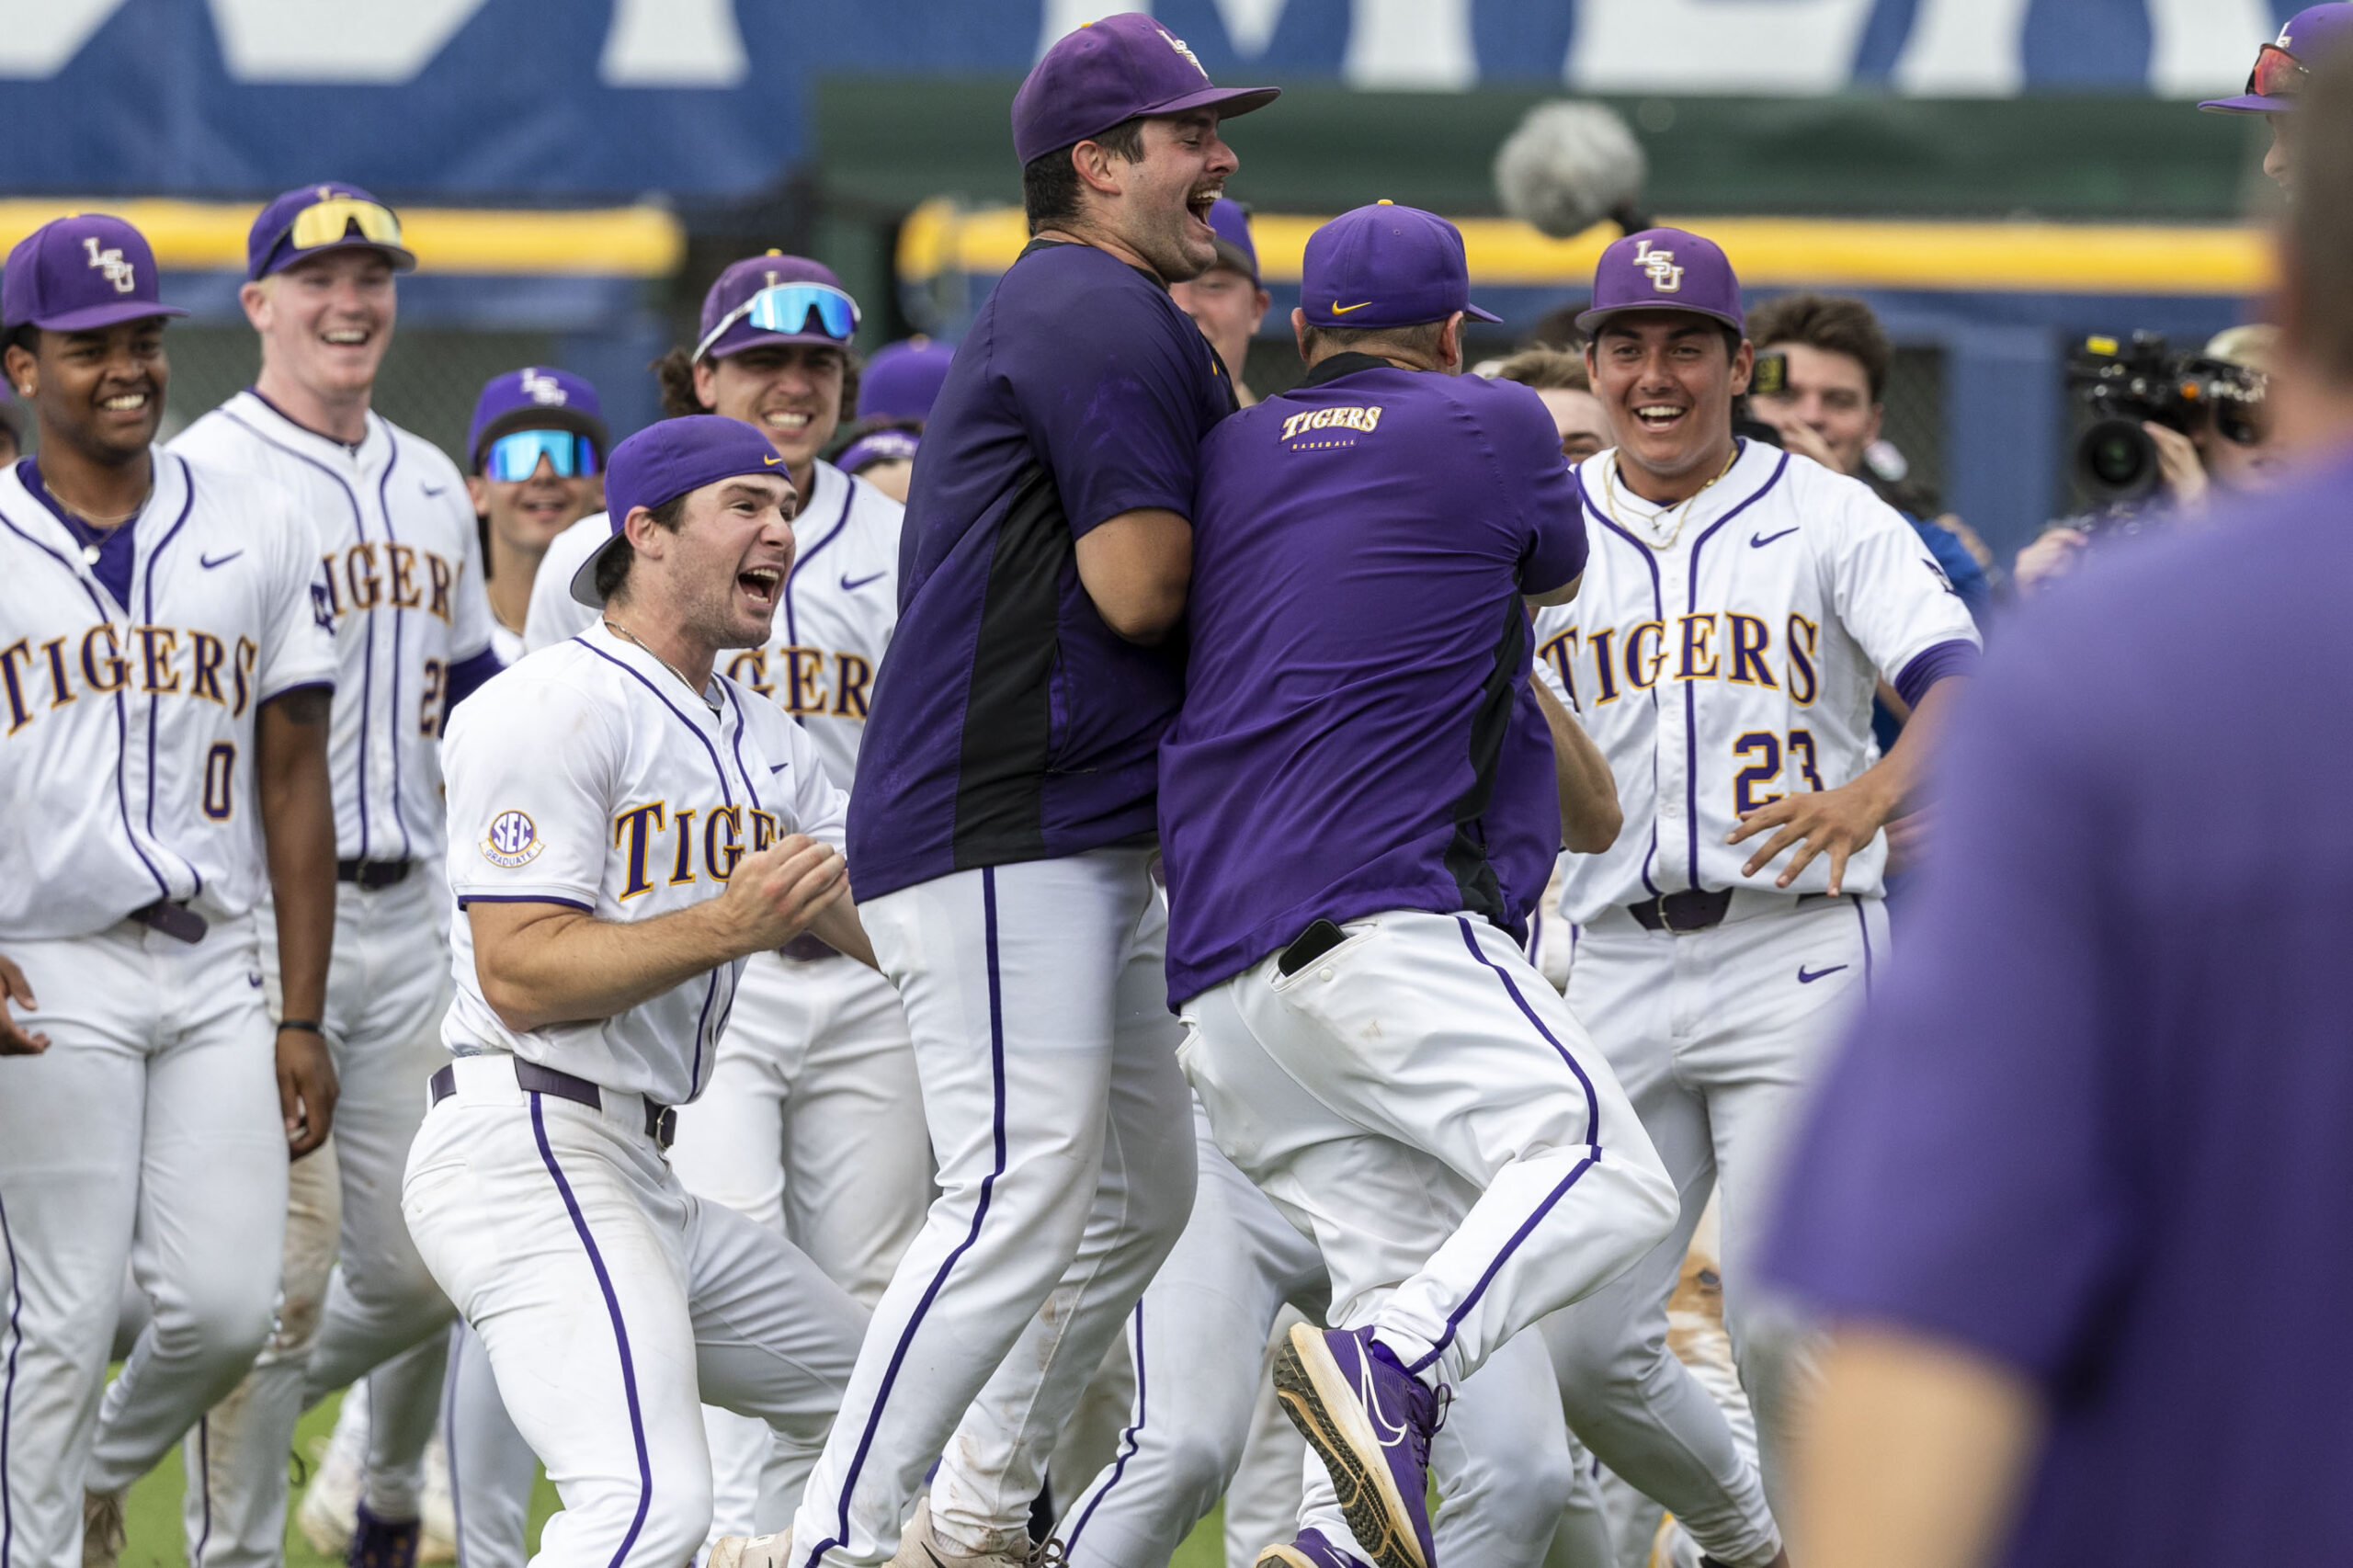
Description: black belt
xmin=1628 ymin=888 xmax=1838 ymax=934
xmin=130 ymin=899 xmax=208 ymax=944
xmin=338 ymin=858 xmax=413 ymax=890
xmin=430 ymin=1059 xmax=676 ymax=1149
xmin=778 ymin=933 xmax=838 ymax=963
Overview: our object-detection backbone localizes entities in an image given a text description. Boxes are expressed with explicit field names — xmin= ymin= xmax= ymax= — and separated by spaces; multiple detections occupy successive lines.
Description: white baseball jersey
xmin=439 ymin=621 xmax=848 ymax=1107
xmin=0 ymin=450 xmax=336 ymax=940
xmin=173 ymin=392 xmax=496 ymax=866
xmin=1534 ymin=441 xmax=1979 ymax=924
xmin=525 ymin=460 xmax=903 ymax=791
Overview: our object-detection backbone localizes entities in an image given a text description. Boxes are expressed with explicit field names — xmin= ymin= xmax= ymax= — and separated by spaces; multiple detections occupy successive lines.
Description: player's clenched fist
xmin=715 ymin=834 xmax=851 ymax=955
xmin=0 ymin=955 xmax=50 ymax=1056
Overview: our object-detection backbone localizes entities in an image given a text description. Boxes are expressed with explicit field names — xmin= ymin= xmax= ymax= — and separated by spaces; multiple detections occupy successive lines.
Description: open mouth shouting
xmin=736 ymin=563 xmax=783 ymax=613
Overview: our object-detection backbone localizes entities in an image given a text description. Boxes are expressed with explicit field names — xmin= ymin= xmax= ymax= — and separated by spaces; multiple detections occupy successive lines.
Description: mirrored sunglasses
xmin=283 ymin=198 xmax=404 ymax=255
xmin=484 ymin=428 xmax=600 ymax=482
xmin=2246 ymin=42 xmax=2308 ymax=102
xmin=694 ymin=282 xmax=860 ymax=361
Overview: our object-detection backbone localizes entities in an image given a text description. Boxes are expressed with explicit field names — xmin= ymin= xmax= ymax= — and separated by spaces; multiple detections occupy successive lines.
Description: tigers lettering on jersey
xmin=1279 ymin=404 xmax=1383 ymax=444
xmin=313 ymin=540 xmax=460 ymax=624
xmin=0 ymin=624 xmax=267 ymax=734
xmin=723 ymin=647 xmax=876 ymax=722
xmin=1537 ymin=610 xmax=1821 ymax=710
xmin=610 ymin=800 xmax=784 ymax=899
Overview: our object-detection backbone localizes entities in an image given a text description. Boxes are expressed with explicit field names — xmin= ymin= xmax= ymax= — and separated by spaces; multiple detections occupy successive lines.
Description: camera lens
xmin=2076 ymin=417 xmax=2157 ymax=500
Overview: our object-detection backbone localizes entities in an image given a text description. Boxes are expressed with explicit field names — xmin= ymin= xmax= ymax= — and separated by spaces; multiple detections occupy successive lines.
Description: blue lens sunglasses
xmin=484 ymin=428 xmax=600 ymax=483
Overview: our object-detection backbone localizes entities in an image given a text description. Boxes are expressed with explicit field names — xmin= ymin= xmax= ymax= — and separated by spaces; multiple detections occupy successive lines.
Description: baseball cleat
xmin=1254 ymin=1528 xmax=1375 ymax=1568
xmin=82 ymin=1491 xmax=126 ymax=1568
xmin=1271 ymin=1324 xmax=1443 ymax=1568
xmin=349 ymin=1503 xmax=423 ymax=1568
xmin=886 ymin=1498 xmax=1049 ymax=1568
xmin=708 ymin=1530 xmax=794 ymax=1568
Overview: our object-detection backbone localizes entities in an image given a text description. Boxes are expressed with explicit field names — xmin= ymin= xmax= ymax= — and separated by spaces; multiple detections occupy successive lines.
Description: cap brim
xmin=2198 ymin=92 xmax=2289 ymax=113
xmin=1207 ymin=236 xmax=1260 ymax=281
xmin=25 ymin=302 xmax=189 ymax=333
xmin=1465 ymin=302 xmax=1504 ymax=324
xmin=1140 ymin=84 xmax=1280 ymax=125
xmin=569 ymin=529 xmax=627 ymax=608
xmin=261 ymin=237 xmax=420 ymax=280
xmin=709 ymin=326 xmax=850 ymax=358
xmin=1574 ymin=300 xmax=1743 ymax=335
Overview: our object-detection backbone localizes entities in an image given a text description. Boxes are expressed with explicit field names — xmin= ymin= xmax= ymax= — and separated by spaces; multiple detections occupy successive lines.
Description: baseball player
xmin=1157 ymin=201 xmax=1677 ymax=1568
xmin=467 ymin=367 xmax=608 ymax=662
xmin=0 ymin=213 xmax=339 ymax=1568
xmin=1168 ymin=199 xmax=1271 ymax=406
xmin=170 ymin=183 xmax=497 ymax=1568
xmin=721 ymin=21 xmax=1279 ymax=1568
xmin=524 ymin=257 xmax=926 ymax=1552
xmin=1529 ymin=228 xmax=1980 ymax=1568
xmin=402 ymin=414 xmax=871 ymax=1568
xmin=2200 ymin=2 xmax=2353 ymax=192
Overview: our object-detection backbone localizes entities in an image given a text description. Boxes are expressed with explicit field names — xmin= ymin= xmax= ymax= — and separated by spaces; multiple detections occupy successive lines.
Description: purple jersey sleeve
xmin=1766 ymin=608 xmax=2127 ymax=1381
xmin=1006 ymin=276 xmax=1216 ymax=538
xmin=1490 ymin=382 xmax=1586 ymax=595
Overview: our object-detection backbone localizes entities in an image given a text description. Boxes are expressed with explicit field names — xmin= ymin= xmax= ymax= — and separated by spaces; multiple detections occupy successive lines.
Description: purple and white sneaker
xmin=1254 ymin=1528 xmax=1376 ymax=1568
xmin=1271 ymin=1324 xmax=1444 ymax=1568
xmin=347 ymin=1504 xmax=421 ymax=1568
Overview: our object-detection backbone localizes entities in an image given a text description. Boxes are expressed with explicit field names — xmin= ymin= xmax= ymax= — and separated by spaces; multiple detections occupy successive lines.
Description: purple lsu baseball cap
xmin=2 ymin=214 xmax=188 ymax=334
xmin=2201 ymin=4 xmax=2353 ymax=113
xmin=468 ymin=366 xmax=609 ymax=472
xmin=1205 ymin=197 xmax=1259 ymax=282
xmin=858 ymin=337 xmax=954 ymax=423
xmin=247 ymin=183 xmax=418 ymax=281
xmin=1576 ymin=227 xmax=1744 ymax=336
xmin=1299 ymin=201 xmax=1499 ymax=332
xmin=1013 ymin=13 xmax=1278 ymax=166
xmin=570 ymin=415 xmax=793 ymax=607
xmin=838 ymin=426 xmax=921 ymax=475
xmin=697 ymin=252 xmax=857 ymax=362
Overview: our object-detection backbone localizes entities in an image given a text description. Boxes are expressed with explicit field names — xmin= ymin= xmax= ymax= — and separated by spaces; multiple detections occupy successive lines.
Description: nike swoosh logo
xmin=1330 ymin=301 xmax=1372 ymax=314
xmin=1358 ymin=1347 xmax=1410 ymax=1448
xmin=1797 ymin=964 xmax=1848 ymax=984
xmin=1749 ymin=528 xmax=1798 ymax=549
xmin=200 ymin=551 xmax=243 ymax=569
xmin=763 ymin=455 xmax=784 ymax=466
xmin=840 ymin=571 xmax=885 ymax=592
xmin=421 ymin=483 xmax=449 ymax=497
xmin=768 ymin=763 xmax=789 ymax=775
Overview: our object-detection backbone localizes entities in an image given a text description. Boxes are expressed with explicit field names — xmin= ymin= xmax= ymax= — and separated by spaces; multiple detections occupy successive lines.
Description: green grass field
xmin=119 ymin=1392 xmax=1225 ymax=1568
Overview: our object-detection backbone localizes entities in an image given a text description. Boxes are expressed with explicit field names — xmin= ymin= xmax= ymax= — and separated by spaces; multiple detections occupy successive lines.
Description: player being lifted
xmin=403 ymin=415 xmax=875 ymax=1568
xmin=171 ymin=184 xmax=500 ymax=1568
xmin=1531 ymin=229 xmax=1980 ymax=1568
xmin=0 ymin=213 xmax=340 ymax=1568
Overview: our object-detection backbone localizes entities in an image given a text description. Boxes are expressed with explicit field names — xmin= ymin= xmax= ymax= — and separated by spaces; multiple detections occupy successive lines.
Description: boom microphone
xmin=1494 ymin=100 xmax=1652 ymax=239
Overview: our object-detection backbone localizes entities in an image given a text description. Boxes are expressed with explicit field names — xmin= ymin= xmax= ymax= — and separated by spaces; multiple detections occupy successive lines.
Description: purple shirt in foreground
xmin=847 ymin=240 xmax=1233 ymax=899
xmin=1159 ymin=355 xmax=1585 ymax=1003
xmin=1766 ymin=449 xmax=2353 ymax=1568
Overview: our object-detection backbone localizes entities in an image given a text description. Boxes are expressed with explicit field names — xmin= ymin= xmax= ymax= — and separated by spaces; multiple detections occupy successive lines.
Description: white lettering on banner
xmin=1571 ymin=0 xmax=1876 ymax=93
xmin=1214 ymin=0 xmax=1288 ymax=60
xmin=0 ymin=0 xmax=129 ymax=78
xmin=600 ymin=0 xmax=747 ymax=88
xmin=2148 ymin=0 xmax=2275 ymax=98
xmin=209 ymin=0 xmax=491 ymax=83
xmin=1894 ymin=0 xmax=2030 ymax=96
xmin=1345 ymin=0 xmax=1472 ymax=89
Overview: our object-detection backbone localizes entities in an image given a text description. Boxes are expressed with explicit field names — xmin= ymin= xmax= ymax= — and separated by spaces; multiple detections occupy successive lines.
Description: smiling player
xmin=170 ymin=182 xmax=497 ymax=1568
xmin=466 ymin=366 xmax=608 ymax=661
xmin=1529 ymin=228 xmax=1980 ymax=1568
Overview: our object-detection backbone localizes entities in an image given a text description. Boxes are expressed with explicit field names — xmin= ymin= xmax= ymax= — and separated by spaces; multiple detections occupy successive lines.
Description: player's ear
xmin=1439 ymin=312 xmax=1466 ymax=373
xmin=1290 ymin=307 xmax=1310 ymax=363
xmin=691 ymin=356 xmax=721 ymax=414
xmin=238 ymin=278 xmax=273 ymax=334
xmin=3 ymin=343 xmax=35 ymax=403
xmin=464 ymin=475 xmax=488 ymax=516
xmin=621 ymin=505 xmax=669 ymax=559
xmin=1729 ymin=336 xmax=1756 ymax=398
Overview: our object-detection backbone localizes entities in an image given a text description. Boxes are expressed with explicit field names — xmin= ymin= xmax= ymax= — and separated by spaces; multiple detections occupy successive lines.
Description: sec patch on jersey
xmin=481 ymin=809 xmax=543 ymax=869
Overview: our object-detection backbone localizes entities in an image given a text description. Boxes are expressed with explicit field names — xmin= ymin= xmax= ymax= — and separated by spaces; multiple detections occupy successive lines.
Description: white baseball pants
xmin=1179 ymin=907 xmax=1677 ymax=1392
xmin=670 ymin=949 xmax=933 ymax=1543
xmin=0 ymin=915 xmax=287 ymax=1568
xmin=790 ymin=848 xmax=1198 ymax=1568
xmin=1057 ymin=1100 xmax=1613 ymax=1568
xmin=1541 ymin=892 xmax=1885 ymax=1568
xmin=403 ymin=1054 xmax=870 ymax=1568
xmin=188 ymin=873 xmax=457 ymax=1568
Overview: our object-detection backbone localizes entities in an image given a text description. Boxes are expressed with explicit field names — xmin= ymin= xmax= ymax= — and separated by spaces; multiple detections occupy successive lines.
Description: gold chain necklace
xmin=603 ymin=618 xmax=721 ymax=715
xmin=42 ymin=475 xmax=153 ymax=564
xmin=1600 ymin=445 xmax=1741 ymax=551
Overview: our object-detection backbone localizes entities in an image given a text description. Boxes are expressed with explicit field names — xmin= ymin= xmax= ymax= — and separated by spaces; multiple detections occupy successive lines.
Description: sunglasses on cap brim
xmin=693 ymin=282 xmax=859 ymax=362
xmin=483 ymin=428 xmax=601 ymax=482
xmin=2246 ymin=42 xmax=2308 ymax=102
xmin=273 ymin=197 xmax=404 ymax=260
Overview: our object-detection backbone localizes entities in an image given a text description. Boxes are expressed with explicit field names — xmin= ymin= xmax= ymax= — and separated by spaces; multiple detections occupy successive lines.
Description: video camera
xmin=2068 ymin=331 xmax=2266 ymax=502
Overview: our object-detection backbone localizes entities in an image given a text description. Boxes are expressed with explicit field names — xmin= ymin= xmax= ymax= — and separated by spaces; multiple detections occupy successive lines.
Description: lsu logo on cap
xmin=1157 ymin=25 xmax=1208 ymax=76
xmin=520 ymin=368 xmax=568 ymax=406
xmin=1633 ymin=240 xmax=1683 ymax=294
xmin=83 ymin=236 xmax=135 ymax=295
xmin=481 ymin=809 xmax=544 ymax=869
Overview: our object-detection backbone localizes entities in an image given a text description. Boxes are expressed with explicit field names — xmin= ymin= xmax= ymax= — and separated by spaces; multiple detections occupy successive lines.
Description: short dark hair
xmin=4 ymin=324 xmax=39 ymax=360
xmin=1022 ymin=118 xmax=1148 ymax=235
xmin=1493 ymin=346 xmax=1590 ymax=392
xmin=1742 ymin=292 xmax=1892 ymax=403
xmin=2293 ymin=49 xmax=2353 ymax=385
xmin=596 ymin=493 xmax=688 ymax=604
xmin=1301 ymin=319 xmax=1451 ymax=364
